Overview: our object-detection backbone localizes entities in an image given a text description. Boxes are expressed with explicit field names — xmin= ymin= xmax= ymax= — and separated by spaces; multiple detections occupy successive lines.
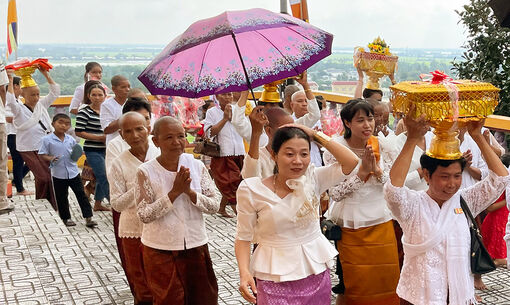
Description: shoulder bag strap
xmin=459 ymin=195 xmax=478 ymax=232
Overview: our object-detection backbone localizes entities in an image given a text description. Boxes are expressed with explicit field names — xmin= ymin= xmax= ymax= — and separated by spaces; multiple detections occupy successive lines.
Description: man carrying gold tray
xmin=384 ymin=74 xmax=509 ymax=305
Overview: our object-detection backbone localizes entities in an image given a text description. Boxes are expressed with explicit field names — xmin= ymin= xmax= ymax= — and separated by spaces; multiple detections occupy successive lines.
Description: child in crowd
xmin=39 ymin=114 xmax=97 ymax=227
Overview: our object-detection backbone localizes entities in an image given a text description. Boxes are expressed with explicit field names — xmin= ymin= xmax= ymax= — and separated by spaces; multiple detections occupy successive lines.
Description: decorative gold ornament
xmin=390 ymin=80 xmax=500 ymax=160
xmin=14 ymin=66 xmax=38 ymax=88
xmin=354 ymin=40 xmax=398 ymax=90
xmin=260 ymin=79 xmax=284 ymax=103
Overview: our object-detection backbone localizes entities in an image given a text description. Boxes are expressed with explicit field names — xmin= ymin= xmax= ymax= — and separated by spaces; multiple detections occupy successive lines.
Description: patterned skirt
xmin=256 ymin=270 xmax=331 ymax=305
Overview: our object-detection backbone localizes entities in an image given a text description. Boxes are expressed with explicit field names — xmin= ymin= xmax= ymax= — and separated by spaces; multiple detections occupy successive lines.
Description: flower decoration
xmin=367 ymin=37 xmax=391 ymax=55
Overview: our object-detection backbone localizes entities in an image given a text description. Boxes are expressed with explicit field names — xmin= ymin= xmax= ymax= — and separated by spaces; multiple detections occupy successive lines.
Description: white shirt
xmin=460 ymin=134 xmax=489 ymax=189
xmin=241 ymin=147 xmax=274 ymax=179
xmin=5 ymin=98 xmax=18 ymax=135
xmin=384 ymin=172 xmax=510 ymax=305
xmin=231 ymin=103 xmax=268 ymax=147
xmin=136 ymin=154 xmax=221 ymax=251
xmin=69 ymin=84 xmax=85 ymax=112
xmin=236 ymin=163 xmax=354 ymax=282
xmin=109 ymin=143 xmax=160 ymax=238
xmin=325 ymin=135 xmax=394 ymax=229
xmin=292 ymin=107 xmax=322 ymax=167
xmin=7 ymin=84 xmax=60 ymax=152
xmin=0 ymin=67 xmax=9 ymax=124
xmin=100 ymin=97 xmax=124 ymax=144
xmin=292 ymin=97 xmax=320 ymax=128
xmin=393 ymin=133 xmax=428 ymax=191
xmin=105 ymin=135 xmax=131 ymax=173
xmin=203 ymin=106 xmax=245 ymax=157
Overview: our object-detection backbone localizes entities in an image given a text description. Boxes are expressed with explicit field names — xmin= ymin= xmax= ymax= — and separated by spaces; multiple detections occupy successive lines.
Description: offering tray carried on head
xmin=390 ymin=71 xmax=500 ymax=160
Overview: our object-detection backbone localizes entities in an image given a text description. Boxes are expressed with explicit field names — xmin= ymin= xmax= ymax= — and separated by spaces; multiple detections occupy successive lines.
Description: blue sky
xmin=0 ymin=0 xmax=470 ymax=48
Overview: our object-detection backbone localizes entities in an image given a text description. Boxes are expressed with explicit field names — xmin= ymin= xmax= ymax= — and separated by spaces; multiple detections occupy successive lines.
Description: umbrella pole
xmin=231 ymin=33 xmax=257 ymax=103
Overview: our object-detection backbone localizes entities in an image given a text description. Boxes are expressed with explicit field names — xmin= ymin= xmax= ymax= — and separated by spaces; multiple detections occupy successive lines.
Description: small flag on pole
xmin=289 ymin=0 xmax=309 ymax=22
xmin=7 ymin=0 xmax=18 ymax=60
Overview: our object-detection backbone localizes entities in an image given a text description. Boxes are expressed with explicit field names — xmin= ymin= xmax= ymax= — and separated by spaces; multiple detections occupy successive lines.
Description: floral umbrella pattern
xmin=139 ymin=8 xmax=333 ymax=98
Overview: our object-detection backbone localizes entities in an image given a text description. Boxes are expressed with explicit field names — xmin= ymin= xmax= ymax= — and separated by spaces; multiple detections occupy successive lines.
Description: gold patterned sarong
xmin=337 ymin=220 xmax=400 ymax=305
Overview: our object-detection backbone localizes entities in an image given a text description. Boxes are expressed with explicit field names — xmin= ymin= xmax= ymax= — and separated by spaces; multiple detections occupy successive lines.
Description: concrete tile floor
xmin=0 ymin=181 xmax=509 ymax=304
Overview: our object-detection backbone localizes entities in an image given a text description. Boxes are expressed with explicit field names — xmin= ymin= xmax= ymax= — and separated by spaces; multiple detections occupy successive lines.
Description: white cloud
xmin=0 ymin=0 xmax=470 ymax=48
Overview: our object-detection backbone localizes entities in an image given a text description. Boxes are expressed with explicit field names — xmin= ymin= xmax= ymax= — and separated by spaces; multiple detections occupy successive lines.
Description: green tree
xmin=452 ymin=0 xmax=510 ymax=116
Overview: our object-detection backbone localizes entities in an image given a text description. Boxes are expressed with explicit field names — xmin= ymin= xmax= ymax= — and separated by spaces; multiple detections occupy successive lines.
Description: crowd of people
xmin=0 ymin=61 xmax=510 ymax=305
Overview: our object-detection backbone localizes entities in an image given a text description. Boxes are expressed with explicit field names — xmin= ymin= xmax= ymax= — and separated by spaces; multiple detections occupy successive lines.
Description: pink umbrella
xmin=138 ymin=8 xmax=333 ymax=98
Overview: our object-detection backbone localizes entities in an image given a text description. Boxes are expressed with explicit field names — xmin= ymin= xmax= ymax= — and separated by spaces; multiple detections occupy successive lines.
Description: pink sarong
xmin=256 ymin=270 xmax=331 ymax=305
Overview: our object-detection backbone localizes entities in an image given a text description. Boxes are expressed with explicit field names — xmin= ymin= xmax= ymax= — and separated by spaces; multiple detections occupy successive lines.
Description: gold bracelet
xmin=304 ymin=88 xmax=312 ymax=92
xmin=313 ymin=131 xmax=331 ymax=147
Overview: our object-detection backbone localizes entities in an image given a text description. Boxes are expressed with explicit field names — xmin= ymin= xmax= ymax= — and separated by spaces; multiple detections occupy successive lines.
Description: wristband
xmin=313 ymin=131 xmax=331 ymax=147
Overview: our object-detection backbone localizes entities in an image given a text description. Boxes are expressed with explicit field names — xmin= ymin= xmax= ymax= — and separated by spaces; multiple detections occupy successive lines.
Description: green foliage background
xmin=452 ymin=0 xmax=510 ymax=116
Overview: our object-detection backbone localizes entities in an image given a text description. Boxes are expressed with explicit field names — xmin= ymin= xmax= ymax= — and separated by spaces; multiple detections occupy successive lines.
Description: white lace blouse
xmin=109 ymin=143 xmax=160 ymax=238
xmin=384 ymin=171 xmax=510 ymax=305
xmin=240 ymin=147 xmax=275 ymax=179
xmin=324 ymin=135 xmax=396 ymax=229
xmin=236 ymin=162 xmax=357 ymax=282
xmin=135 ymin=154 xmax=221 ymax=251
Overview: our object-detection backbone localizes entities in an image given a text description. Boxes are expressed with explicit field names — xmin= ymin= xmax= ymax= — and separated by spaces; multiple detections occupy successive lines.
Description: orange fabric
xmin=338 ymin=221 xmax=400 ymax=305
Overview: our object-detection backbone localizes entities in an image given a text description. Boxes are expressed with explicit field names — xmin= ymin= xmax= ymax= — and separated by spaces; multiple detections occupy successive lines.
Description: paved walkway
xmin=1 ymin=180 xmax=509 ymax=304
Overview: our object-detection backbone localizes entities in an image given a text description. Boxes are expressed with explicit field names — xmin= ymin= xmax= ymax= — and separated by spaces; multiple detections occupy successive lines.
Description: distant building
xmin=331 ymin=81 xmax=357 ymax=96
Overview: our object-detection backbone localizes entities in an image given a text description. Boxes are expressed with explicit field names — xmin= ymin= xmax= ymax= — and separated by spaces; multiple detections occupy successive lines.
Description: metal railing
xmin=51 ymin=92 xmax=510 ymax=132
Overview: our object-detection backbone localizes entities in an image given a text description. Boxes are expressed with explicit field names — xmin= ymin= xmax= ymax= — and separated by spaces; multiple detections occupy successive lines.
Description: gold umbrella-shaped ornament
xmin=390 ymin=71 xmax=500 ymax=160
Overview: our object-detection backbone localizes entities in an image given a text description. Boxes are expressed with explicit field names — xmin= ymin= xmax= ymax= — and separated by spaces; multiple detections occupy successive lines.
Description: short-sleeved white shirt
xmin=100 ymin=97 xmax=124 ymax=144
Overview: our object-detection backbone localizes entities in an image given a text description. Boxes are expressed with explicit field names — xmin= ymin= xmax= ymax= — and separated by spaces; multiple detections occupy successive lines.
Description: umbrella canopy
xmin=489 ymin=0 xmax=510 ymax=28
xmin=138 ymin=8 xmax=332 ymax=98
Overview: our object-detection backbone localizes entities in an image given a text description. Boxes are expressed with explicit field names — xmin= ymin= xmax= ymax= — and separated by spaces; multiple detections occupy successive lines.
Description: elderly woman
xmin=136 ymin=117 xmax=221 ymax=305
xmin=235 ymin=124 xmax=359 ymax=304
xmin=384 ymin=111 xmax=510 ymax=305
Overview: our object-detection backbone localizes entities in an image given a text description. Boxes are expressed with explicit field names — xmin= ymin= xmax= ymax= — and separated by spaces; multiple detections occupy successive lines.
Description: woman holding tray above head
xmin=235 ymin=124 xmax=359 ymax=304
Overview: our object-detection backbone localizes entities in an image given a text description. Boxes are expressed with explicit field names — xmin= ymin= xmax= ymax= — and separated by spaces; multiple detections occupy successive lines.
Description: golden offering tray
xmin=14 ymin=65 xmax=38 ymax=88
xmin=390 ymin=80 xmax=500 ymax=159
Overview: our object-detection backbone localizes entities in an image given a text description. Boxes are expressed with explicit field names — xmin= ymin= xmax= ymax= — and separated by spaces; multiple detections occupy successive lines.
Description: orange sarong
xmin=338 ymin=220 xmax=400 ymax=305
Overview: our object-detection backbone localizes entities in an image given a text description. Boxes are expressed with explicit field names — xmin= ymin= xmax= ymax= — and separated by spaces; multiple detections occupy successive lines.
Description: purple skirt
xmin=256 ymin=270 xmax=331 ymax=305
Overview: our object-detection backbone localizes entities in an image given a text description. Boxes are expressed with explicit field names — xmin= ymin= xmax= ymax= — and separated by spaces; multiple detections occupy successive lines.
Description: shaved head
xmin=153 ymin=116 xmax=183 ymax=137
xmin=119 ymin=112 xmax=146 ymax=130
xmin=284 ymin=85 xmax=300 ymax=102
xmin=291 ymin=90 xmax=306 ymax=103
xmin=264 ymin=107 xmax=293 ymax=130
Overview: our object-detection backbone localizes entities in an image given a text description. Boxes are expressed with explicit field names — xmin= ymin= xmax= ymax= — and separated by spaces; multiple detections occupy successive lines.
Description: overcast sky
xmin=0 ymin=0 xmax=470 ymax=48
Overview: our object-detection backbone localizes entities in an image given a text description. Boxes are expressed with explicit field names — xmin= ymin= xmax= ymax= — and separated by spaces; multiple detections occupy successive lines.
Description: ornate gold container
xmin=14 ymin=65 xmax=38 ymax=88
xmin=390 ymin=80 xmax=500 ymax=159
xmin=355 ymin=49 xmax=398 ymax=90
xmin=260 ymin=80 xmax=284 ymax=103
